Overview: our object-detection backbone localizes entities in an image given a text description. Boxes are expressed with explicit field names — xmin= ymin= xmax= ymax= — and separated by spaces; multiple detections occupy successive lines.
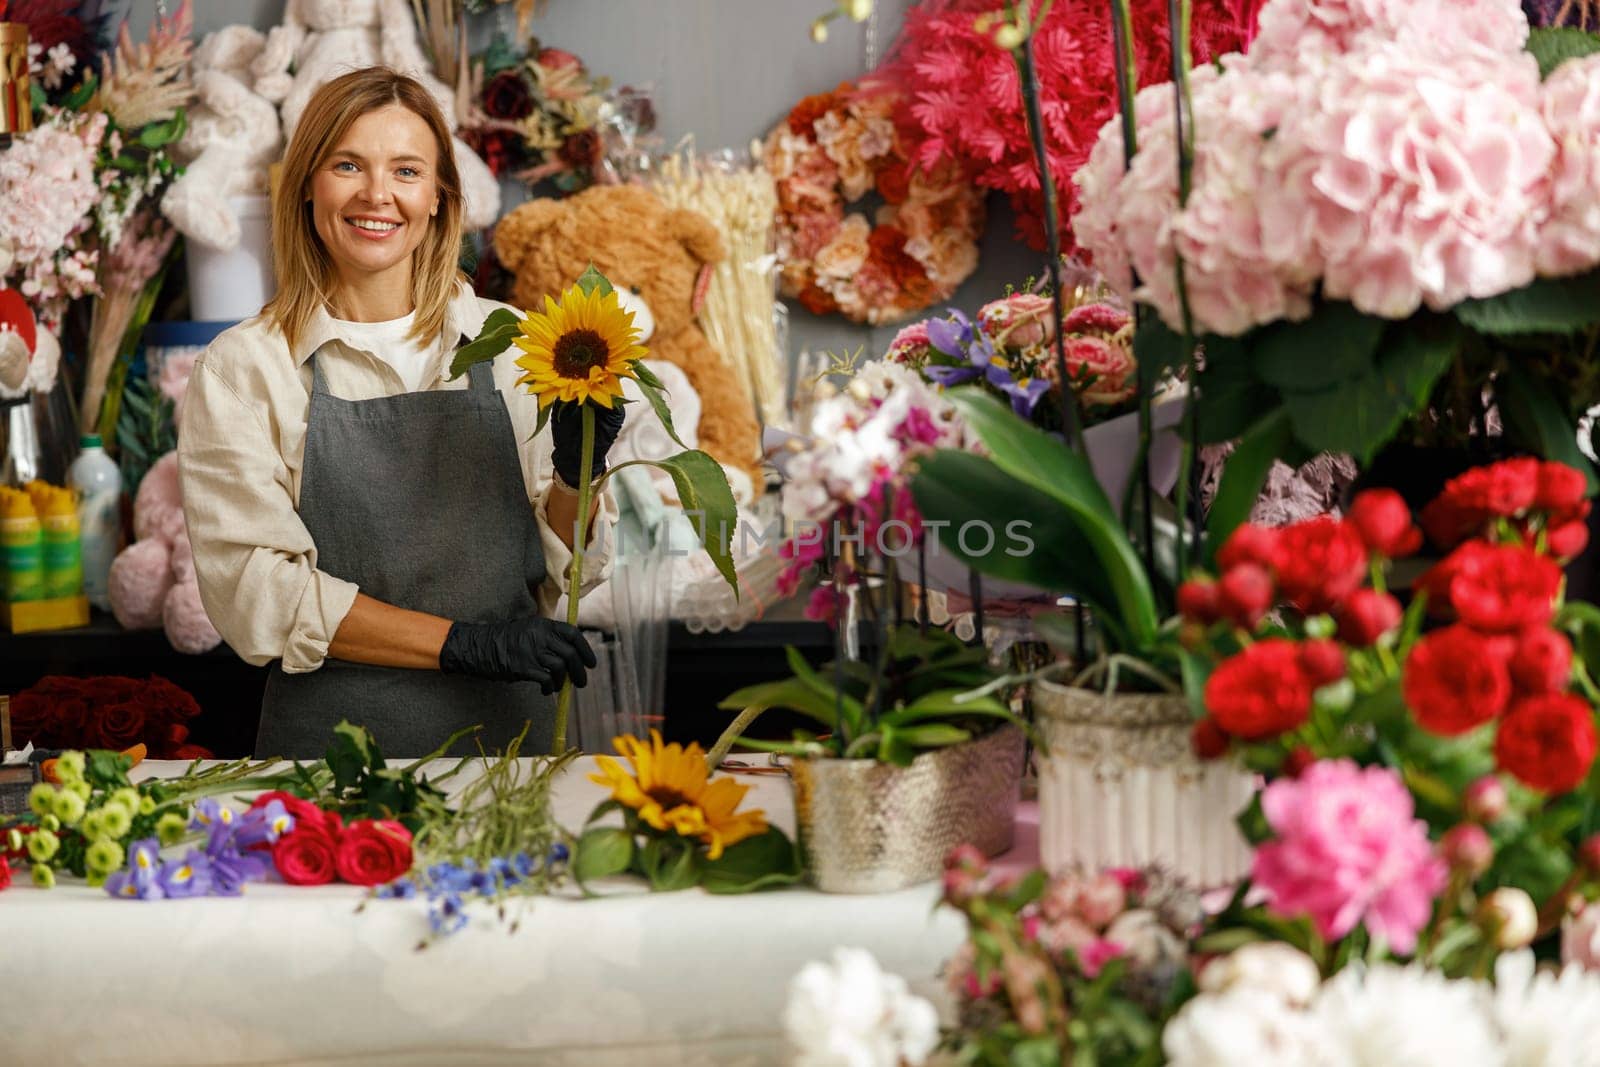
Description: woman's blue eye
xmin=334 ymin=160 xmax=358 ymax=173
xmin=397 ymin=167 xmax=419 ymax=178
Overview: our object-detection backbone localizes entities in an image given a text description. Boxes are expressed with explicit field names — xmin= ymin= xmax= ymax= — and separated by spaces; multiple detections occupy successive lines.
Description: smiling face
xmin=309 ymin=104 xmax=441 ymax=301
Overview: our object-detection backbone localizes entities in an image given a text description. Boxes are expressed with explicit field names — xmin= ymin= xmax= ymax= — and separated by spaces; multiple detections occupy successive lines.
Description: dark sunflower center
xmin=647 ymin=786 xmax=695 ymax=810
xmin=552 ymin=328 xmax=609 ymax=378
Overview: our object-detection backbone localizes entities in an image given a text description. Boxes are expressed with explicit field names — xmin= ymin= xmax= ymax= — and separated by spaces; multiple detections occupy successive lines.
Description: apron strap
xmin=466 ymin=359 xmax=497 ymax=394
xmin=308 ymin=348 xmax=333 ymax=397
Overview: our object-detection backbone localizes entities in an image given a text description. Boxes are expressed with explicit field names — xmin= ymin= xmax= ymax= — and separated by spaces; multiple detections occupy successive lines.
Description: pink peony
xmin=1251 ymin=759 xmax=1447 ymax=954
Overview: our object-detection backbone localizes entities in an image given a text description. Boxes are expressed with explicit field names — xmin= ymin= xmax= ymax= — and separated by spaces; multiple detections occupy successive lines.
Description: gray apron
xmin=256 ymin=350 xmax=554 ymax=759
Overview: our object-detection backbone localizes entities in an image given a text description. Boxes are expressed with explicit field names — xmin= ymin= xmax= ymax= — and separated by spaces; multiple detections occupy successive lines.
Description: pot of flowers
xmin=716 ymin=623 xmax=1028 ymax=894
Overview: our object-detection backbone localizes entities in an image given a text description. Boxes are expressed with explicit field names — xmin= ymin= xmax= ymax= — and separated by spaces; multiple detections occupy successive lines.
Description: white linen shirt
xmin=177 ymin=281 xmax=616 ymax=673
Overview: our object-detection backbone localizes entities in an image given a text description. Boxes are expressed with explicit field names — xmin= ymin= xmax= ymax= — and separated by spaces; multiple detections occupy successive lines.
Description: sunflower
xmin=589 ymin=730 xmax=768 ymax=860
xmin=512 ymin=282 xmax=645 ymax=408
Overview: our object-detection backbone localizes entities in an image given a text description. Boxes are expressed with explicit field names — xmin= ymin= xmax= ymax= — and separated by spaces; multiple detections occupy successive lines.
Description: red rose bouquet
xmin=8 ymin=675 xmax=210 ymax=759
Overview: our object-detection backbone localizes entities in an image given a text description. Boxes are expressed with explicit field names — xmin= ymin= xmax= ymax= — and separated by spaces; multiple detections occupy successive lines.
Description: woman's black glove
xmin=438 ymin=617 xmax=596 ymax=694
xmin=550 ymin=401 xmax=626 ymax=488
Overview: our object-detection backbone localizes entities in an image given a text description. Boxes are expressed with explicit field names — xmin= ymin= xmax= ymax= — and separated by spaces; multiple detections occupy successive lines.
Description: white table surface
xmin=0 ymin=758 xmax=970 ymax=1067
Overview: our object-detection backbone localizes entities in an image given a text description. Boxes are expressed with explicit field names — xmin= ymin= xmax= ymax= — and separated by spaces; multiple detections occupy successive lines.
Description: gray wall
xmin=132 ymin=0 xmax=1038 ymax=372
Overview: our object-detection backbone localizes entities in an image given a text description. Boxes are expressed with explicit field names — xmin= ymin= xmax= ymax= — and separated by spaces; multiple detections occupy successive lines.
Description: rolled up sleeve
xmin=534 ymin=481 xmax=617 ymax=619
xmin=177 ymin=361 xmax=359 ymax=671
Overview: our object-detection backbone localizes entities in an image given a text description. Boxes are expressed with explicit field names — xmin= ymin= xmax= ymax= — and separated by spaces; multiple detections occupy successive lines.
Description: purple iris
xmin=923 ymin=310 xmax=1000 ymax=387
xmin=996 ymin=372 xmax=1051 ymax=417
xmin=106 ymin=838 xmax=166 ymax=900
xmin=231 ymin=801 xmax=293 ymax=850
xmin=189 ymin=798 xmax=235 ymax=833
xmin=207 ymin=849 xmax=270 ymax=896
xmin=157 ymin=851 xmax=215 ymax=898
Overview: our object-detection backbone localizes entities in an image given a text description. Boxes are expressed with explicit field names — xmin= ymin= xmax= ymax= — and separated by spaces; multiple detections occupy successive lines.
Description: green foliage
xmin=718 ymin=624 xmax=1023 ymax=764
xmin=115 ymin=376 xmax=176 ymax=494
xmin=1527 ymin=26 xmax=1600 ymax=79
xmin=278 ymin=720 xmax=463 ymax=835
xmin=573 ymin=799 xmax=801 ymax=894
xmin=1497 ymin=364 xmax=1600 ymax=492
xmin=1455 ymin=269 xmax=1600 ymax=335
xmin=575 ymin=263 xmax=614 ymax=297
xmin=449 ymin=307 xmax=520 ymax=379
xmin=642 ymin=449 xmax=740 ymax=593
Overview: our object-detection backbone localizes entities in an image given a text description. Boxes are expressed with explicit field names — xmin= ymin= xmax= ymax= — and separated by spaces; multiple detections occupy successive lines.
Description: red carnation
xmin=1203 ymin=639 xmax=1314 ymax=740
xmin=333 ymin=820 xmax=414 ymax=887
xmin=1535 ymin=461 xmax=1589 ymax=514
xmin=1337 ymin=589 xmax=1403 ymax=646
xmin=1217 ymin=563 xmax=1274 ymax=629
xmin=1549 ymin=520 xmax=1590 ymax=561
xmin=1217 ymin=523 xmax=1280 ymax=572
xmin=1177 ymin=579 xmax=1220 ymax=623
xmin=1346 ymin=489 xmax=1422 ymax=558
xmin=1509 ymin=628 xmax=1572 ymax=695
xmin=1423 ymin=458 xmax=1540 ymax=546
xmin=1299 ymin=639 xmax=1346 ymax=687
xmin=1403 ymin=625 xmax=1512 ymax=736
xmin=1415 ymin=541 xmax=1496 ymax=614
xmin=1272 ymin=517 xmax=1369 ymax=615
xmin=1447 ymin=544 xmax=1561 ymax=634
xmin=1494 ymin=693 xmax=1598 ymax=793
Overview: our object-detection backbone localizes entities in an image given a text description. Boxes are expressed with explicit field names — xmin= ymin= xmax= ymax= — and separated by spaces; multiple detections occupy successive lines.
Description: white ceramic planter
xmin=185 ymin=195 xmax=274 ymax=322
xmin=1032 ymin=679 xmax=1255 ymax=888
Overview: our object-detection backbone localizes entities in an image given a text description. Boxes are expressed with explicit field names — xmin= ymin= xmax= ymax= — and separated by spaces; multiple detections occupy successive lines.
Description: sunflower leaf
xmin=644 ymin=450 xmax=740 ymax=595
xmin=575 ymin=265 xmax=615 ymax=298
xmin=629 ymin=360 xmax=690 ymax=452
xmin=449 ymin=308 xmax=520 ymax=380
xmin=573 ymin=826 xmax=634 ymax=884
xmin=701 ymin=829 xmax=802 ymax=894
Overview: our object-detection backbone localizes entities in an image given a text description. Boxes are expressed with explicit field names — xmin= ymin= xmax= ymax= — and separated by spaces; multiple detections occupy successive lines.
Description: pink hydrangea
xmin=1250 ymin=0 xmax=1527 ymax=71
xmin=1538 ymin=54 xmax=1600 ymax=277
xmin=1252 ymin=759 xmax=1447 ymax=954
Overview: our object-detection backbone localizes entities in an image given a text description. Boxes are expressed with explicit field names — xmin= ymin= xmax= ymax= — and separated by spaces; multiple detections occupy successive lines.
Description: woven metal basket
xmin=791 ymin=723 xmax=1025 ymax=894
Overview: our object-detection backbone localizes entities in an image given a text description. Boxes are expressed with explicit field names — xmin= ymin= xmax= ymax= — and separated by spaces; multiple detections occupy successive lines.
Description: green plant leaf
xmin=1195 ymin=337 xmax=1281 ymax=445
xmin=1497 ymin=363 xmax=1599 ymax=493
xmin=449 ymin=307 xmax=521 ymax=380
xmin=701 ymin=828 xmax=803 ymax=893
xmin=138 ymin=110 xmax=186 ymax=149
xmin=64 ymin=73 xmax=97 ymax=110
xmin=718 ymin=676 xmax=839 ymax=728
xmin=1455 ymin=269 xmax=1600 ymax=334
xmin=1252 ymin=301 xmax=1385 ymax=392
xmin=1281 ymin=315 xmax=1457 ymax=462
xmin=638 ymin=450 xmax=738 ymax=593
xmin=1132 ymin=315 xmax=1194 ymax=379
xmin=575 ymin=264 xmax=615 ymax=297
xmin=628 ymin=360 xmax=690 ymax=451
xmin=573 ymin=825 xmax=634 ymax=882
xmin=1204 ymin=409 xmax=1293 ymax=566
xmin=1527 ymin=26 xmax=1600 ymax=78
xmin=912 ymin=449 xmax=1116 ymax=618
xmin=888 ymin=723 xmax=971 ymax=748
xmin=638 ymin=835 xmax=700 ymax=892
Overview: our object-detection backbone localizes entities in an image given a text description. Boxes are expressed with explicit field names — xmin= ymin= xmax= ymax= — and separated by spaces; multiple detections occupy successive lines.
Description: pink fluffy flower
xmin=1252 ymin=759 xmax=1447 ymax=954
xmin=1537 ymin=53 xmax=1600 ymax=277
xmin=1249 ymin=0 xmax=1528 ymax=71
xmin=978 ymin=292 xmax=1056 ymax=349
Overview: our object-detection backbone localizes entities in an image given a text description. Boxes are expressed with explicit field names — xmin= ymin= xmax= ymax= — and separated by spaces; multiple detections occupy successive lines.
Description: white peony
xmin=1312 ymin=963 xmax=1501 ymax=1067
xmin=1197 ymin=942 xmax=1321 ymax=1008
xmin=784 ymin=947 xmax=941 ymax=1067
xmin=1492 ymin=951 xmax=1600 ymax=1067
xmin=1164 ymin=987 xmax=1333 ymax=1066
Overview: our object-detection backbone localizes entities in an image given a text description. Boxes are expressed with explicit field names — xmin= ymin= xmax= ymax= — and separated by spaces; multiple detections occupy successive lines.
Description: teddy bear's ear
xmin=492 ymin=199 xmax=573 ymax=273
xmin=669 ymin=208 xmax=726 ymax=265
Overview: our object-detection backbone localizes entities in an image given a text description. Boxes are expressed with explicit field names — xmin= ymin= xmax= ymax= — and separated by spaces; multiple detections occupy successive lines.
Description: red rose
xmin=173 ymin=744 xmax=214 ymax=760
xmin=1272 ymin=517 xmax=1369 ymax=615
xmin=1298 ymin=639 xmax=1346 ymax=687
xmin=1447 ymin=543 xmax=1561 ymax=633
xmin=1494 ymin=693 xmax=1598 ymax=793
xmin=1191 ymin=716 xmax=1230 ymax=759
xmin=1346 ymin=489 xmax=1422 ymax=558
xmin=482 ymin=70 xmax=535 ymax=120
xmin=1403 ymin=624 xmax=1512 ymax=736
xmin=95 ymin=700 xmax=148 ymax=750
xmin=876 ymin=159 xmax=912 ymax=205
xmin=1217 ymin=563 xmax=1274 ymax=629
xmin=333 ymin=820 xmax=414 ymax=886
xmin=1203 ymin=639 xmax=1313 ymax=740
xmin=1414 ymin=541 xmax=1496 ymax=614
xmin=1337 ymin=589 xmax=1403 ymax=646
xmin=0 ymin=856 xmax=11 ymax=891
xmin=558 ymin=128 xmax=603 ymax=170
xmin=1509 ymin=628 xmax=1572 ymax=695
xmin=1217 ymin=524 xmax=1280 ymax=571
xmin=272 ymin=821 xmax=341 ymax=886
xmin=1535 ymin=462 xmax=1589 ymax=514
xmin=1549 ymin=520 xmax=1590 ymax=561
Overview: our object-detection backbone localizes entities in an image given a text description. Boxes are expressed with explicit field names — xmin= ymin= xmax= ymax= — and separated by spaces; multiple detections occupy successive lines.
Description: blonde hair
xmin=266 ymin=67 xmax=465 ymax=353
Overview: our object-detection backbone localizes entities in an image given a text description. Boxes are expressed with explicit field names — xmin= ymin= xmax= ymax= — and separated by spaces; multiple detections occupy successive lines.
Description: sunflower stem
xmin=552 ymin=403 xmax=597 ymax=755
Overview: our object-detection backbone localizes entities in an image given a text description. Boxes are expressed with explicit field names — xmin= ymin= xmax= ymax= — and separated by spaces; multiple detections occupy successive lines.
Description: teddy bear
xmin=250 ymin=0 xmax=501 ymax=231
xmin=107 ymin=451 xmax=222 ymax=656
xmin=160 ymin=26 xmax=284 ymax=253
xmin=492 ymin=185 xmax=764 ymax=497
